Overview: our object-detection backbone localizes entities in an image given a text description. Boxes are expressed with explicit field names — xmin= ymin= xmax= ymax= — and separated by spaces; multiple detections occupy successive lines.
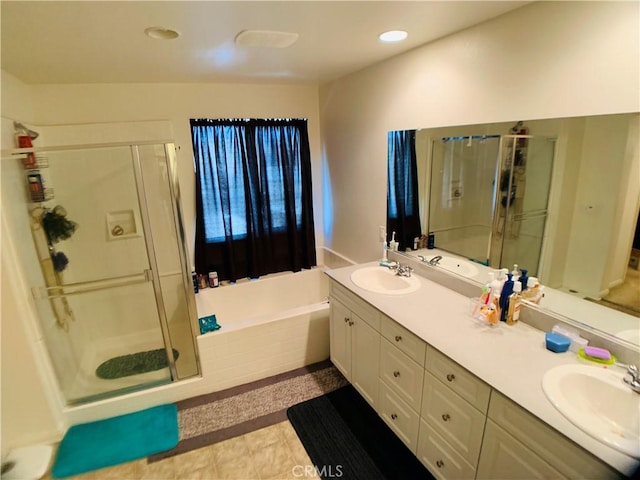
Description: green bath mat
xmin=51 ymin=404 xmax=178 ymax=478
xmin=96 ymin=348 xmax=179 ymax=379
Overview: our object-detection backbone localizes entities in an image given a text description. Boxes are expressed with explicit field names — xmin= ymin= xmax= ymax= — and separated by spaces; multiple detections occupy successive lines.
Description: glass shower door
xmin=492 ymin=136 xmax=555 ymax=276
xmin=429 ymin=135 xmax=501 ymax=264
xmin=1 ymin=144 xmax=188 ymax=405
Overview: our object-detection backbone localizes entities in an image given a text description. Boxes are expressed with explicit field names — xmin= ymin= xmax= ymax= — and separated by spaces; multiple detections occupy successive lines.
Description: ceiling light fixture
xmin=144 ymin=27 xmax=180 ymax=40
xmin=379 ymin=30 xmax=408 ymax=43
xmin=235 ymin=30 xmax=299 ymax=48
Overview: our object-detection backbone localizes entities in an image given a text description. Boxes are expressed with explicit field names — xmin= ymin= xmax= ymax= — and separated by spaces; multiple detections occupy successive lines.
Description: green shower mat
xmin=51 ymin=404 xmax=178 ymax=478
xmin=96 ymin=348 xmax=179 ymax=379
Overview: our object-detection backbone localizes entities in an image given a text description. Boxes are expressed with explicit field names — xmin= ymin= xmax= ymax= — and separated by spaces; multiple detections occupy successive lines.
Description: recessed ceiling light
xmin=144 ymin=27 xmax=180 ymax=40
xmin=235 ymin=30 xmax=299 ymax=48
xmin=379 ymin=30 xmax=408 ymax=43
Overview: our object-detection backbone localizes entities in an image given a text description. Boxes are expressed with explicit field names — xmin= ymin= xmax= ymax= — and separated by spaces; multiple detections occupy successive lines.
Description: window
xmin=191 ymin=118 xmax=316 ymax=281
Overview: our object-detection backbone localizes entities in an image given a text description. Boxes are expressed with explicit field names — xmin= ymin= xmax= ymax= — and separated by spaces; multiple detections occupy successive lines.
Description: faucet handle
xmin=627 ymin=364 xmax=639 ymax=380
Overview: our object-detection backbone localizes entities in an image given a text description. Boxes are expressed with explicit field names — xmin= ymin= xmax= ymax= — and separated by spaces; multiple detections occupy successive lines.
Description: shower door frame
xmin=490 ymin=134 xmax=557 ymax=274
xmin=5 ymin=140 xmax=200 ymax=406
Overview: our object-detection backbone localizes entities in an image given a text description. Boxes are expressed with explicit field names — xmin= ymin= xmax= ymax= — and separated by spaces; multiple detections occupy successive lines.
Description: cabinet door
xmin=352 ymin=313 xmax=380 ymax=407
xmin=330 ymin=298 xmax=352 ymax=380
xmin=476 ymin=420 xmax=565 ymax=480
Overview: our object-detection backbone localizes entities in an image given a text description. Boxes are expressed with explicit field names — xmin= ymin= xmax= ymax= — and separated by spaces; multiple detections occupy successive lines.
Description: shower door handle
xmin=32 ymin=269 xmax=154 ymax=300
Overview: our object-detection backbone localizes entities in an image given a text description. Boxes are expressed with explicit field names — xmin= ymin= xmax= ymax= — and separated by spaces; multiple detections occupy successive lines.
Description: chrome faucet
xmin=390 ymin=263 xmax=413 ymax=277
xmin=624 ymin=364 xmax=640 ymax=393
xmin=418 ymin=255 xmax=442 ymax=266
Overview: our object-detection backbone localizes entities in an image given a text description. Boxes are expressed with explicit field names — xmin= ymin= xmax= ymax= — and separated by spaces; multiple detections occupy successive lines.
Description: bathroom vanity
xmin=326 ymin=262 xmax=639 ymax=479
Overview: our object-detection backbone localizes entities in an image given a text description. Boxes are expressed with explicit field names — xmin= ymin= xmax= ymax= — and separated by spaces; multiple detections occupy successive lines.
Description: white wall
xmin=320 ymin=1 xmax=640 ymax=263
xmin=28 ymin=82 xmax=323 ymax=268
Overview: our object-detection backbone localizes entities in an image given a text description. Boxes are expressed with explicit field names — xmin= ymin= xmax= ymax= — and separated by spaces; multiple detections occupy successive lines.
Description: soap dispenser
xmin=499 ymin=273 xmax=515 ymax=322
xmin=519 ymin=269 xmax=529 ymax=290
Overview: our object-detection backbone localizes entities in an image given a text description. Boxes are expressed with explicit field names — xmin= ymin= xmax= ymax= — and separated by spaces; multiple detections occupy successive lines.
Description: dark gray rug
xmin=96 ymin=349 xmax=179 ymax=379
xmin=287 ymin=385 xmax=435 ymax=480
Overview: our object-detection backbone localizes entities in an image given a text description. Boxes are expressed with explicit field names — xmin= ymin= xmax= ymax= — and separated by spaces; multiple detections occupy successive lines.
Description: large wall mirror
xmin=388 ymin=113 xmax=640 ymax=345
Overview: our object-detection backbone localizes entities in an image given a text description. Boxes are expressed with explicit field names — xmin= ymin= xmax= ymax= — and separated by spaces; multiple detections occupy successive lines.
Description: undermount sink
xmin=542 ymin=363 xmax=640 ymax=458
xmin=350 ymin=266 xmax=421 ymax=295
xmin=426 ymin=255 xmax=480 ymax=278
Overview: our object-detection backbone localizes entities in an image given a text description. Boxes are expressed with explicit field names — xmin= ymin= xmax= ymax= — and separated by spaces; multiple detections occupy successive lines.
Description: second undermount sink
xmin=350 ymin=266 xmax=421 ymax=295
xmin=542 ymin=363 xmax=640 ymax=458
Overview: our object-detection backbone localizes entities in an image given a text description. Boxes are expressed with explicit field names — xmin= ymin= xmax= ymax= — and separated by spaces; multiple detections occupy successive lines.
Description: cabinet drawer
xmin=426 ymin=346 xmax=490 ymax=413
xmin=422 ymin=373 xmax=486 ymax=466
xmin=380 ymin=314 xmax=426 ymax=366
xmin=417 ymin=419 xmax=476 ymax=480
xmin=330 ymin=281 xmax=380 ymax=330
xmin=488 ymin=391 xmax=621 ymax=479
xmin=378 ymin=381 xmax=420 ymax=452
xmin=380 ymin=339 xmax=424 ymax=411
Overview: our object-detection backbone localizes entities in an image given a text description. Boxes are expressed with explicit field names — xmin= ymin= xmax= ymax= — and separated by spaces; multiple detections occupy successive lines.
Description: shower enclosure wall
xmin=1 ymin=142 xmax=199 ymax=406
xmin=429 ymin=134 xmax=555 ymax=276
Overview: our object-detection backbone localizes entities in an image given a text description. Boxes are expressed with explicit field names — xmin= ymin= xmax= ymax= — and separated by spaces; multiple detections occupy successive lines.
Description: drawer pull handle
xmin=344 ymin=317 xmax=349 ymax=323
xmin=395 ymin=335 xmax=402 ymax=342
xmin=436 ymin=460 xmax=445 ymax=468
xmin=446 ymin=373 xmax=455 ymax=382
xmin=442 ymin=413 xmax=451 ymax=421
xmin=390 ymin=413 xmax=398 ymax=420
xmin=393 ymin=371 xmax=401 ymax=378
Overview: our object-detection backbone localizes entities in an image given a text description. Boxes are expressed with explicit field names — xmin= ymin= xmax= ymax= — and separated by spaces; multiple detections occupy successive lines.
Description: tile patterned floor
xmin=42 ymin=421 xmax=319 ymax=480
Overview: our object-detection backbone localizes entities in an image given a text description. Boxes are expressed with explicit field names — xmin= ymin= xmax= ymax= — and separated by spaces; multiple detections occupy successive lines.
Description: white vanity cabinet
xmin=378 ymin=315 xmax=426 ymax=451
xmin=329 ymin=283 xmax=381 ymax=408
xmin=327 ymin=278 xmax=625 ymax=480
xmin=417 ymin=347 xmax=490 ymax=479
xmin=476 ymin=391 xmax=622 ymax=480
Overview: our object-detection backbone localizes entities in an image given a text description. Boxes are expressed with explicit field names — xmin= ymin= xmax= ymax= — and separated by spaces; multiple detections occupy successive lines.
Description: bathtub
xmin=195 ymin=268 xmax=331 ymax=391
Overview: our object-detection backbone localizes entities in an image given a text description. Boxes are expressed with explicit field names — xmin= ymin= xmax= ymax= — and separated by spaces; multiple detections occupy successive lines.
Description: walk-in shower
xmin=1 ymin=142 xmax=199 ymax=406
xmin=428 ymin=134 xmax=555 ymax=275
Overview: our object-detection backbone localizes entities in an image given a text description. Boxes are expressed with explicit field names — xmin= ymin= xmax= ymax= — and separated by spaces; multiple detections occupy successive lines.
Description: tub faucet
xmin=624 ymin=364 xmax=640 ymax=393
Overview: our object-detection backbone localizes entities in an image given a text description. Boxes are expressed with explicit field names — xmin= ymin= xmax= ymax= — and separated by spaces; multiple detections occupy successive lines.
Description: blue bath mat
xmin=51 ymin=404 xmax=178 ymax=478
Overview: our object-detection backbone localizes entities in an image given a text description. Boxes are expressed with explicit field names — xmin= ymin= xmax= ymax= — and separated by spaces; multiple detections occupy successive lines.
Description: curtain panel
xmin=191 ymin=118 xmax=316 ymax=282
xmin=387 ymin=129 xmax=422 ymax=251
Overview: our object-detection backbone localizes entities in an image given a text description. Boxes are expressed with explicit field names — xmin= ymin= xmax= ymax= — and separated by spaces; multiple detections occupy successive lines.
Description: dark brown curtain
xmin=191 ymin=118 xmax=316 ymax=282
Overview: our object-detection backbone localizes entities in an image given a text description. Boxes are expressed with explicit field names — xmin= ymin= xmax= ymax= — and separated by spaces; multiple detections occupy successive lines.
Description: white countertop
xmin=402 ymin=248 xmax=640 ymax=345
xmin=326 ymin=261 xmax=640 ymax=476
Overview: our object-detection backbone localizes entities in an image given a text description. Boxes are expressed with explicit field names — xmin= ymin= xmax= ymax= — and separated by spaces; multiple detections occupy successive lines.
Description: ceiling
xmin=1 ymin=1 xmax=529 ymax=85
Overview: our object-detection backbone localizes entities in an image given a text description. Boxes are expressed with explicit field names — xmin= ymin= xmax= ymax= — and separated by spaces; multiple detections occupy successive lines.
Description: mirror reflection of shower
xmin=428 ymin=130 xmax=556 ymax=277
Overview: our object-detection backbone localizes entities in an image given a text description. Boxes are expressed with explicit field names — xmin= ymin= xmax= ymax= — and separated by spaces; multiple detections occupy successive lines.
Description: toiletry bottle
xmin=192 ymin=271 xmax=199 ymax=293
xmin=389 ymin=231 xmax=399 ymax=251
xmin=522 ymin=277 xmax=539 ymax=301
xmin=413 ymin=237 xmax=419 ymax=250
xmin=499 ymin=273 xmax=515 ymax=322
xmin=427 ymin=232 xmax=435 ymax=249
xmin=511 ymin=264 xmax=520 ymax=281
xmin=208 ymin=270 xmax=219 ymax=288
xmin=519 ymin=269 xmax=529 ymax=290
xmin=382 ymin=240 xmax=388 ymax=262
xmin=506 ymin=281 xmax=522 ymax=325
